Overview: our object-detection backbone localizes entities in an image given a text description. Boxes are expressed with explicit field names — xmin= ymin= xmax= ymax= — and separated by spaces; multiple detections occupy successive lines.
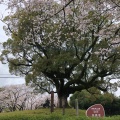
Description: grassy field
xmin=0 ymin=108 xmax=120 ymax=120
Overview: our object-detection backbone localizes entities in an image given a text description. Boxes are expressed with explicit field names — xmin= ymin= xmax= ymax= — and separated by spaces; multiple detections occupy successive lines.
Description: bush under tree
xmin=70 ymin=89 xmax=120 ymax=115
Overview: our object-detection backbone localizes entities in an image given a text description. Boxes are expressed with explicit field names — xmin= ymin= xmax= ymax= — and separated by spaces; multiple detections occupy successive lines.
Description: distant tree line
xmin=69 ymin=88 xmax=120 ymax=115
xmin=0 ymin=84 xmax=57 ymax=113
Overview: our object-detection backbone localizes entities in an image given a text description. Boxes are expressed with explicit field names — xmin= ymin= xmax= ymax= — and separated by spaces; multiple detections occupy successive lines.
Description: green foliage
xmin=70 ymin=90 xmax=120 ymax=115
xmin=69 ymin=88 xmax=101 ymax=109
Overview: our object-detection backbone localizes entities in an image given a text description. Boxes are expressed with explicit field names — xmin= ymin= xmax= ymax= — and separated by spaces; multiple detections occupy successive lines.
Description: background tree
xmin=0 ymin=84 xmax=58 ymax=112
xmin=0 ymin=85 xmax=43 ymax=111
xmin=69 ymin=87 xmax=101 ymax=109
xmin=70 ymin=89 xmax=120 ymax=115
xmin=0 ymin=0 xmax=120 ymax=107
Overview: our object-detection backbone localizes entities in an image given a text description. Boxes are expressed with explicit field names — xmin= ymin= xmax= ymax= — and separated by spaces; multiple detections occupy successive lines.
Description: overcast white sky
xmin=0 ymin=3 xmax=120 ymax=96
xmin=0 ymin=4 xmax=25 ymax=87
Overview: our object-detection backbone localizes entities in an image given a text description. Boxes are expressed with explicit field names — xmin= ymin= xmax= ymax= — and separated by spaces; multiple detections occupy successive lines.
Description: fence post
xmin=50 ymin=91 xmax=54 ymax=113
xmin=62 ymin=98 xmax=65 ymax=115
xmin=75 ymin=99 xmax=79 ymax=116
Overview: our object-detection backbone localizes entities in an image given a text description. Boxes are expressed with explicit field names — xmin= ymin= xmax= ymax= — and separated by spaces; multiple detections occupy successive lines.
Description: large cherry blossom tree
xmin=0 ymin=0 xmax=120 ymax=107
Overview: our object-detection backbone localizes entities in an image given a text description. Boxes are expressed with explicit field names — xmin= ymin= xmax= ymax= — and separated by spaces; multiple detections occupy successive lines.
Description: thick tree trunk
xmin=57 ymin=95 xmax=69 ymax=108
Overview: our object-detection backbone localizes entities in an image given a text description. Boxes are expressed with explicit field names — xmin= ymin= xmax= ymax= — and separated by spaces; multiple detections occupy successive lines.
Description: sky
xmin=0 ymin=4 xmax=25 ymax=87
xmin=0 ymin=2 xmax=120 ymax=96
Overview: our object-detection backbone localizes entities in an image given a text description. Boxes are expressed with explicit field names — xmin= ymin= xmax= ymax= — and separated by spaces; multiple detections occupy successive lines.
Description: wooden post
xmin=62 ymin=98 xmax=65 ymax=115
xmin=50 ymin=91 xmax=54 ymax=113
xmin=62 ymin=105 xmax=65 ymax=115
xmin=75 ymin=99 xmax=79 ymax=116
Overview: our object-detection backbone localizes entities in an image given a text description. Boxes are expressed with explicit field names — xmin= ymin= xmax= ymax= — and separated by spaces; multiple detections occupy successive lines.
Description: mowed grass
xmin=0 ymin=108 xmax=120 ymax=120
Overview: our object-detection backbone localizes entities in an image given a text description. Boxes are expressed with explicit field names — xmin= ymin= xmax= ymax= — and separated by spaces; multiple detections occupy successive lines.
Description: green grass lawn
xmin=0 ymin=108 xmax=120 ymax=120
